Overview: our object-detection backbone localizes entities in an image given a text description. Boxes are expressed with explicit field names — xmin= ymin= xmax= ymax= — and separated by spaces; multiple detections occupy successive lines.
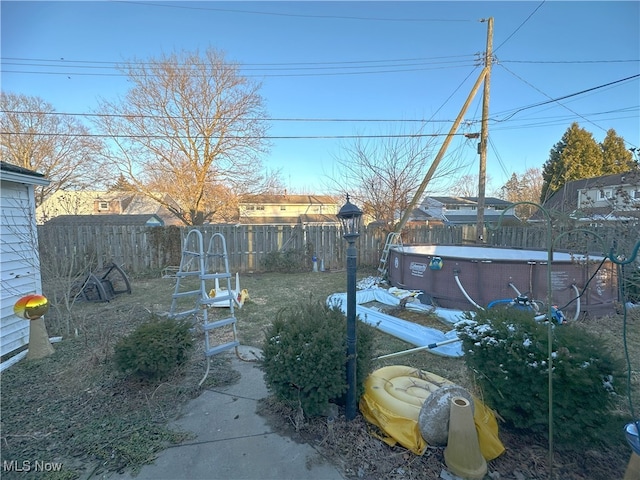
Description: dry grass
xmin=1 ymin=269 xmax=638 ymax=479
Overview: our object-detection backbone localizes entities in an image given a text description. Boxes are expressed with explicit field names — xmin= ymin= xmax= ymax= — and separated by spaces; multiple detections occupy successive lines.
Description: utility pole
xmin=393 ymin=66 xmax=489 ymax=233
xmin=476 ymin=17 xmax=493 ymax=243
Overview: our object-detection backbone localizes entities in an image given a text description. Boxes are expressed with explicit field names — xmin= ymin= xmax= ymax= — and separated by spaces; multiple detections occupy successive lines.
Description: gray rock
xmin=418 ymin=385 xmax=474 ymax=445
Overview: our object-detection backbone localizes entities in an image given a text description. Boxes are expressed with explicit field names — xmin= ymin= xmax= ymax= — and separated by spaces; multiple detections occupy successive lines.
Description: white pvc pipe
xmin=533 ymin=284 xmax=581 ymax=323
xmin=454 ymin=273 xmax=484 ymax=310
xmin=571 ymin=284 xmax=581 ymax=321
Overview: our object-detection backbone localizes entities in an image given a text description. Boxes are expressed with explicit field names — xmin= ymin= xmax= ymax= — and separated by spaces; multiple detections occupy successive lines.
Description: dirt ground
xmin=256 ymin=384 xmax=633 ymax=480
xmin=1 ymin=272 xmax=637 ymax=479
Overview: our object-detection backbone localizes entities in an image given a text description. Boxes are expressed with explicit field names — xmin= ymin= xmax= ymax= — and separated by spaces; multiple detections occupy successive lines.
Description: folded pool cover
xmin=359 ymin=365 xmax=505 ymax=460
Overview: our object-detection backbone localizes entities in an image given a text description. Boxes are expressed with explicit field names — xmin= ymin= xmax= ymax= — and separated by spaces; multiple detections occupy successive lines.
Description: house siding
xmin=0 ymin=179 xmax=43 ymax=357
xmin=238 ymin=194 xmax=339 ymax=224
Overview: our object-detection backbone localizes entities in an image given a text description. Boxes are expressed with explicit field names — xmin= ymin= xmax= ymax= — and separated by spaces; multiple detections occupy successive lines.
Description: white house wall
xmin=1 ymin=180 xmax=42 ymax=357
xmin=240 ymin=203 xmax=337 ymax=218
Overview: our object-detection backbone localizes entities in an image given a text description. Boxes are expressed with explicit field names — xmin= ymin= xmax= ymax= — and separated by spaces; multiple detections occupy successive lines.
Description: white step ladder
xmin=169 ymin=230 xmax=239 ymax=384
xmin=377 ymin=232 xmax=403 ymax=281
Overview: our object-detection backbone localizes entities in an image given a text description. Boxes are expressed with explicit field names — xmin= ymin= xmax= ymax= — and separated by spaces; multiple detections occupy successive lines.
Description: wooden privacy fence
xmin=37 ymin=223 xmax=638 ymax=276
xmin=37 ymin=224 xmax=462 ymax=275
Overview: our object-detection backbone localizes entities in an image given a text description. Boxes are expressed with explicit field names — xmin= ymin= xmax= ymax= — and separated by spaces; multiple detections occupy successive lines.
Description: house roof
xmin=44 ymin=214 xmax=164 ymax=226
xmin=440 ymin=211 xmax=520 ymax=225
xmin=36 ymin=190 xmax=183 ymax=225
xmin=427 ymin=196 xmax=511 ymax=206
xmin=0 ymin=161 xmax=50 ymax=186
xmin=536 ymin=170 xmax=640 ymax=221
xmin=406 ymin=208 xmax=437 ymax=221
xmin=460 ymin=196 xmax=514 ymax=206
xmin=119 ymin=194 xmax=183 ymax=226
xmin=543 ymin=171 xmax=640 ymax=212
xmin=239 ymin=194 xmax=337 ymax=205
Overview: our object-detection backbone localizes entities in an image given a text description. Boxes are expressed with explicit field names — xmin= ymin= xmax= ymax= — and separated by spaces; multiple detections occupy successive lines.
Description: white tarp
xmin=327 ymin=287 xmax=464 ymax=357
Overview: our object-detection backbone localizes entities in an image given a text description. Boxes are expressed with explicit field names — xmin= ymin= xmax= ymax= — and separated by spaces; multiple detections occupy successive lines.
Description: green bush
xmin=114 ymin=316 xmax=193 ymax=381
xmin=262 ymin=297 xmax=375 ymax=416
xmin=260 ymin=249 xmax=308 ymax=273
xmin=456 ymin=308 xmax=625 ymax=444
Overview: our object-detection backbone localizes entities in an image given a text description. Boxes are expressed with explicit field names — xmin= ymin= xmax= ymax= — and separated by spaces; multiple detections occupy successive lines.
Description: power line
xmin=1 ymin=66 xmax=476 ymax=79
xmin=494 ymin=67 xmax=639 ymax=148
xmin=1 ymin=63 xmax=477 ymax=79
xmin=5 ymin=55 xmax=633 ymax=68
xmin=493 ymin=1 xmax=546 ymax=53
xmin=4 ymin=73 xmax=636 ymax=126
xmin=4 ymin=56 xmax=635 ymax=79
xmin=115 ymin=1 xmax=474 ymax=23
xmin=500 ymin=59 xmax=639 ymax=64
xmin=0 ymin=131 xmax=471 ymax=140
xmin=492 ymin=72 xmax=640 ymax=122
xmin=1 ymin=54 xmax=477 ymax=68
xmin=5 ymin=108 xmax=636 ymax=135
xmin=0 ymin=110 xmax=459 ymax=123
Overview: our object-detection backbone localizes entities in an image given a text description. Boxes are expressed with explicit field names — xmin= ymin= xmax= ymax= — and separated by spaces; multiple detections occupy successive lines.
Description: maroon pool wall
xmin=387 ymin=245 xmax=618 ymax=316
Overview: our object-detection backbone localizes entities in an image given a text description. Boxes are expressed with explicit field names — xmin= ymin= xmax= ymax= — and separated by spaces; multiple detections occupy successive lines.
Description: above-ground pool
xmin=387 ymin=245 xmax=618 ymax=317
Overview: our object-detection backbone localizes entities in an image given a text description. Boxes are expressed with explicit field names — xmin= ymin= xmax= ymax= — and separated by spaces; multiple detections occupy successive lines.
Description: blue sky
xmin=2 ymin=1 xmax=639 ymax=194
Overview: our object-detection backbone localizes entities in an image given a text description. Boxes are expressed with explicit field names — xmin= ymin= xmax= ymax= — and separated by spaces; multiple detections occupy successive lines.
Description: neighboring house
xmin=44 ymin=214 xmax=165 ymax=227
xmin=36 ymin=190 xmax=182 ymax=226
xmin=400 ymin=207 xmax=442 ymax=226
xmin=419 ymin=196 xmax=519 ymax=225
xmin=538 ymin=171 xmax=640 ymax=224
xmin=0 ymin=161 xmax=50 ymax=363
xmin=238 ymin=194 xmax=340 ymax=226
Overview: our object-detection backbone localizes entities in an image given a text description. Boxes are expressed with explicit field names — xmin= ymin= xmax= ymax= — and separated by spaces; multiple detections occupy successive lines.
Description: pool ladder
xmin=377 ymin=232 xmax=403 ymax=281
xmin=168 ymin=230 xmax=239 ymax=384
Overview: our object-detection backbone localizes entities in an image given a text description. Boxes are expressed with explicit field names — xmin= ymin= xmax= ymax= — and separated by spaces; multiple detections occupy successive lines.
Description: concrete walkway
xmin=101 ymin=346 xmax=344 ymax=480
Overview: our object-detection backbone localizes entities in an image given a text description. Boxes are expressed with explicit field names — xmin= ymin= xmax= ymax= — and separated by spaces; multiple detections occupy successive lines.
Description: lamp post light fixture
xmin=336 ymin=194 xmax=363 ymax=421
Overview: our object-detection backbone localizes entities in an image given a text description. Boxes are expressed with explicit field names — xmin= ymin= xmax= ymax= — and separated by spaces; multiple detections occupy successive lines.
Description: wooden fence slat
xmin=36 ymin=223 xmax=639 ymax=275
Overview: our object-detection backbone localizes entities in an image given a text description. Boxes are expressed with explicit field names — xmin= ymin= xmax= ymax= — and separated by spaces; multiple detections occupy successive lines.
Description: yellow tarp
xmin=359 ymin=370 xmax=505 ymax=460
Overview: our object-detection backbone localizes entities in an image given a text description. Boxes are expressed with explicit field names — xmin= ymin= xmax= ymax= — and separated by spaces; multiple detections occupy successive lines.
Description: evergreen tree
xmin=501 ymin=173 xmax=522 ymax=202
xmin=500 ymin=168 xmax=542 ymax=220
xmin=601 ymin=128 xmax=636 ymax=172
xmin=541 ymin=123 xmax=603 ymax=202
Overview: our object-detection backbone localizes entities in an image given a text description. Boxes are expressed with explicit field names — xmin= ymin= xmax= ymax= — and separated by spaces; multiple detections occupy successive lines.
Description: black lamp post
xmin=336 ymin=194 xmax=362 ymax=421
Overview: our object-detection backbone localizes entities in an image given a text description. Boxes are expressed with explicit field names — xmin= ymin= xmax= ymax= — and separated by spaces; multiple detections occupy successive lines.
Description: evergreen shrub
xmin=114 ymin=316 xmax=193 ymax=381
xmin=260 ymin=249 xmax=307 ymax=273
xmin=261 ymin=297 xmax=375 ymax=416
xmin=456 ymin=308 xmax=625 ymax=444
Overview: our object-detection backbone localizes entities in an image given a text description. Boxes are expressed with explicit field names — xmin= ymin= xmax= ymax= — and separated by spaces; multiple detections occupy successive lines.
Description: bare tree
xmin=449 ymin=173 xmax=498 ymax=197
xmin=500 ymin=168 xmax=543 ymax=221
xmin=94 ymin=48 xmax=278 ymax=225
xmin=327 ymin=124 xmax=466 ymax=229
xmin=0 ymin=93 xmax=108 ymax=206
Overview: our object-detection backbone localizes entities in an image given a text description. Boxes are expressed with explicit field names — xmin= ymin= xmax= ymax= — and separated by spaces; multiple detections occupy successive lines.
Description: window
xmin=246 ymin=205 xmax=255 ymax=210
xmin=256 ymin=205 xmax=265 ymax=211
xmin=280 ymin=206 xmax=286 ymax=211
xmin=98 ymin=201 xmax=109 ymax=211
xmin=598 ymin=189 xmax=613 ymax=201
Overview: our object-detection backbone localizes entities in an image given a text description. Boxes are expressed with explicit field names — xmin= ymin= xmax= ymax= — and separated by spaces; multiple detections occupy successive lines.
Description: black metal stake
xmin=336 ymin=193 xmax=362 ymax=422
xmin=345 ymin=235 xmax=357 ymax=421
